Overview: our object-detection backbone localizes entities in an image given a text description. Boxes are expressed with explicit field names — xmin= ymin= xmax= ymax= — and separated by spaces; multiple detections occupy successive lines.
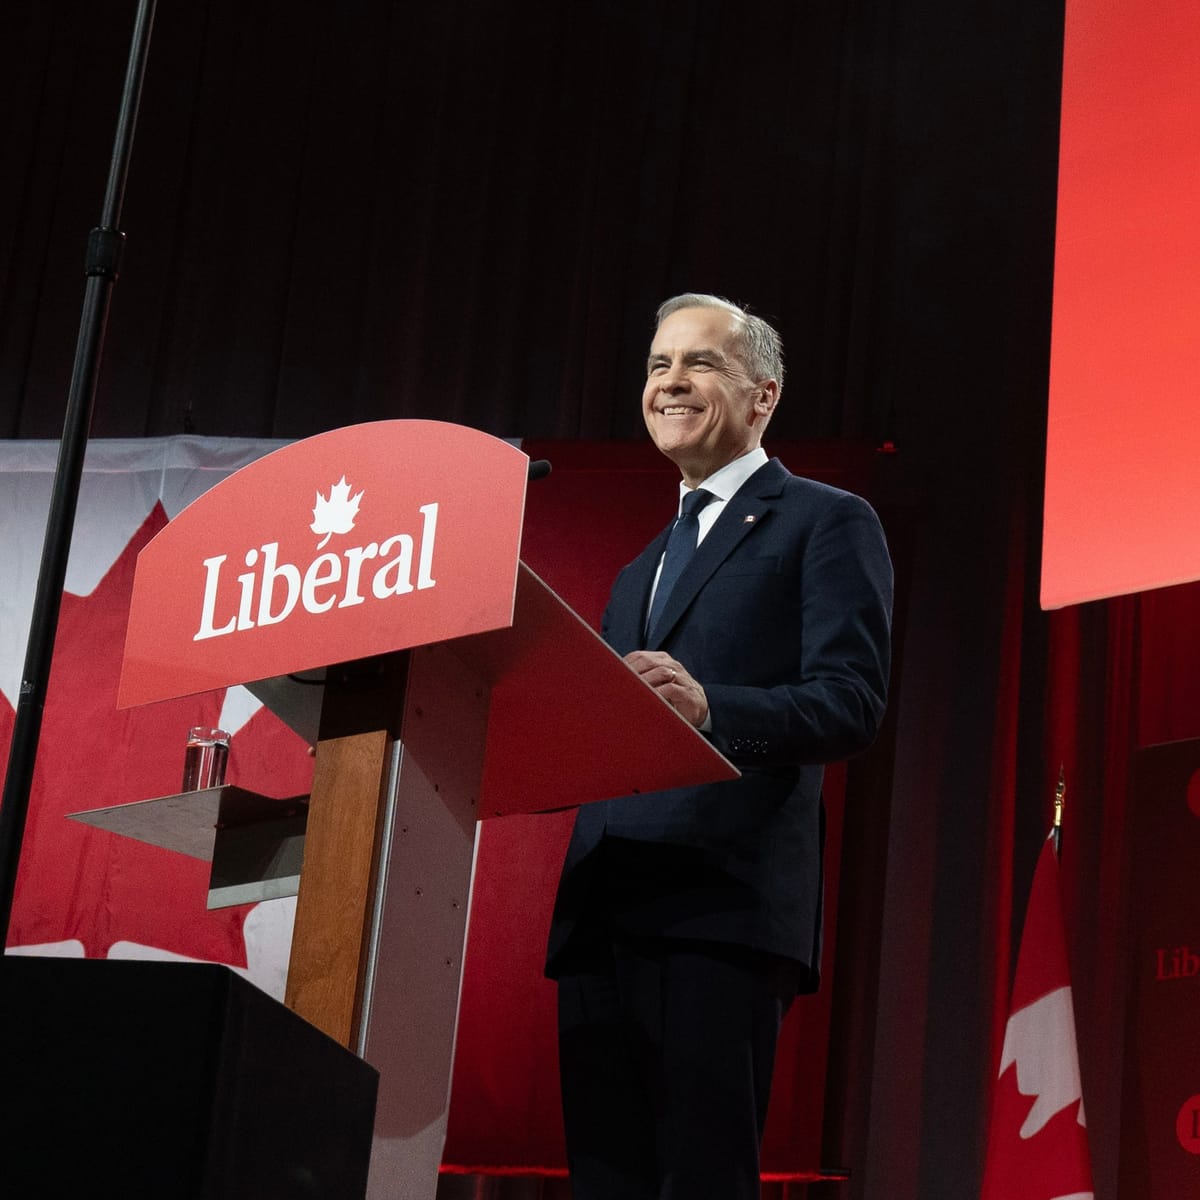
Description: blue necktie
xmin=646 ymin=488 xmax=715 ymax=641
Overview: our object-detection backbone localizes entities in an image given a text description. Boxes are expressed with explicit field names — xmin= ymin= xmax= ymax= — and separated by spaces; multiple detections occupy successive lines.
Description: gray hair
xmin=655 ymin=293 xmax=785 ymax=393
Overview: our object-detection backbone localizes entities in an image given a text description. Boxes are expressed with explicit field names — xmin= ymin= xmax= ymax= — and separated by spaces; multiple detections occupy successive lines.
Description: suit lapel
xmin=646 ymin=459 xmax=786 ymax=649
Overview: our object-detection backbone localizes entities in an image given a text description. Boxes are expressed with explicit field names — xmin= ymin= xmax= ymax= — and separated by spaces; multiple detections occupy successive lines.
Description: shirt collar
xmin=677 ymin=447 xmax=768 ymax=508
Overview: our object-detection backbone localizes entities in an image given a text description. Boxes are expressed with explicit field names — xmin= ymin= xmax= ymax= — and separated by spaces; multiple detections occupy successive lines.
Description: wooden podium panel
xmin=285 ymin=730 xmax=395 ymax=1049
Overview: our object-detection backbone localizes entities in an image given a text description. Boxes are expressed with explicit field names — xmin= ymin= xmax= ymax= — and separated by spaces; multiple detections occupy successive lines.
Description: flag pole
xmin=1052 ymin=764 xmax=1065 ymax=858
xmin=0 ymin=0 xmax=157 ymax=947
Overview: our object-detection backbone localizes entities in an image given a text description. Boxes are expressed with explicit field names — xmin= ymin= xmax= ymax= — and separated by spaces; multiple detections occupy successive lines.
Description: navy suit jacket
xmin=545 ymin=458 xmax=893 ymax=991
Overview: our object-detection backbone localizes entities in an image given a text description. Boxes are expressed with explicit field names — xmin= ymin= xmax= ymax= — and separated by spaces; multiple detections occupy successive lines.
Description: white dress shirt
xmin=645 ymin=448 xmax=769 ymax=734
xmin=647 ymin=446 xmax=769 ymax=610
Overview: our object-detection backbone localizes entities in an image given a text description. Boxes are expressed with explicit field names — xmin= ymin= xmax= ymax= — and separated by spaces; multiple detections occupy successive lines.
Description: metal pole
xmin=0 ymin=0 xmax=158 ymax=944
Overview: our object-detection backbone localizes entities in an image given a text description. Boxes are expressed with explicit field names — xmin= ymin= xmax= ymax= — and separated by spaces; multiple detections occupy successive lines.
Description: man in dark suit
xmin=546 ymin=294 xmax=893 ymax=1199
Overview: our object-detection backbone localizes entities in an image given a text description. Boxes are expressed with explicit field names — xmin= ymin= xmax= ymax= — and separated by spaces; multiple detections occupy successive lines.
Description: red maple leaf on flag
xmin=981 ymin=833 xmax=1095 ymax=1200
xmin=3 ymin=503 xmax=313 ymax=965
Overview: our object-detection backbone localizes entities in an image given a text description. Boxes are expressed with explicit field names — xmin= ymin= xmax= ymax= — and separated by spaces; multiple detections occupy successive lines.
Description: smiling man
xmin=642 ymin=302 xmax=779 ymax=489
xmin=546 ymin=294 xmax=894 ymax=1200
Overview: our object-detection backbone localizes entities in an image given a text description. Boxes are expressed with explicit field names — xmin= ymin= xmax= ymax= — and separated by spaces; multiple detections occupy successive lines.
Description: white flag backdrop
xmin=1 ymin=436 xmax=301 ymax=993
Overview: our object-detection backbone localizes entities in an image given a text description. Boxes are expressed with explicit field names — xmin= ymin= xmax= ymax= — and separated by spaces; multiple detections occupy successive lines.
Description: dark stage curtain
xmin=12 ymin=4 xmax=1197 ymax=1200
xmin=0 ymin=0 xmax=1056 ymax=451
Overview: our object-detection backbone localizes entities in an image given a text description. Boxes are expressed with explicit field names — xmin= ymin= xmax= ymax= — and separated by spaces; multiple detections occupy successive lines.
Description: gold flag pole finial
xmin=1052 ymin=765 xmax=1065 ymax=856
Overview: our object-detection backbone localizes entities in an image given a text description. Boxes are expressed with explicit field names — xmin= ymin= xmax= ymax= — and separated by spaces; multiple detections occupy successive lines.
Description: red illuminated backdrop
xmin=1042 ymin=0 xmax=1200 ymax=608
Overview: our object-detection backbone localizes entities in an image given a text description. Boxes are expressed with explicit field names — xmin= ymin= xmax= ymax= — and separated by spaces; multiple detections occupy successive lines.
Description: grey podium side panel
xmin=362 ymin=643 xmax=487 ymax=1200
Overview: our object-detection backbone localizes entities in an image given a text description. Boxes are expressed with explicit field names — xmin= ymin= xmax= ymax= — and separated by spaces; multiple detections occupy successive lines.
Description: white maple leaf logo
xmin=310 ymin=476 xmax=364 ymax=548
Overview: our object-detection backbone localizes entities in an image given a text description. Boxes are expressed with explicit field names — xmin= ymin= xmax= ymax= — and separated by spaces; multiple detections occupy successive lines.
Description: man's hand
xmin=624 ymin=650 xmax=708 ymax=728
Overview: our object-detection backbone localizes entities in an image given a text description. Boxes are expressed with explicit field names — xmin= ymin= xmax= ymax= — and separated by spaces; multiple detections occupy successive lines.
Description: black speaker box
xmin=0 ymin=957 xmax=378 ymax=1198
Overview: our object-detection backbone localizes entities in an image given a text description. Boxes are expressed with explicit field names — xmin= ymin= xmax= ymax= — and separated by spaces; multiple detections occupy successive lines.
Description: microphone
xmin=527 ymin=459 xmax=552 ymax=482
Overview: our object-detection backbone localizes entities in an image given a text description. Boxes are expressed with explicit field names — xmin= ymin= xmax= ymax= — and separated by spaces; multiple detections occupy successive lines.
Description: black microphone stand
xmin=0 ymin=0 xmax=158 ymax=946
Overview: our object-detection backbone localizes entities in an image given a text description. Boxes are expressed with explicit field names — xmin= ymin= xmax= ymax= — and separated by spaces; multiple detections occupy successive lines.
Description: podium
xmin=100 ymin=420 xmax=737 ymax=1198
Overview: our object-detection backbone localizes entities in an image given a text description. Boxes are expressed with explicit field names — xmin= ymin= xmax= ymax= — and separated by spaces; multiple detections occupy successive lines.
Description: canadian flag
xmin=980 ymin=832 xmax=1095 ymax=1200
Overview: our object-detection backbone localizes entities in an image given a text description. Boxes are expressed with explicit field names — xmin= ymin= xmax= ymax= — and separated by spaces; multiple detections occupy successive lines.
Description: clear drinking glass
xmin=181 ymin=726 xmax=230 ymax=792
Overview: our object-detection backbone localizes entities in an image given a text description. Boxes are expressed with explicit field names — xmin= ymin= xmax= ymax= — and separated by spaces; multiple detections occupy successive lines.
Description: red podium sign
xmin=118 ymin=421 xmax=527 ymax=706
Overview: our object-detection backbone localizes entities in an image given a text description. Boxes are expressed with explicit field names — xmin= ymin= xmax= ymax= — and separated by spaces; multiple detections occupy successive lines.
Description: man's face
xmin=642 ymin=306 xmax=778 ymax=487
